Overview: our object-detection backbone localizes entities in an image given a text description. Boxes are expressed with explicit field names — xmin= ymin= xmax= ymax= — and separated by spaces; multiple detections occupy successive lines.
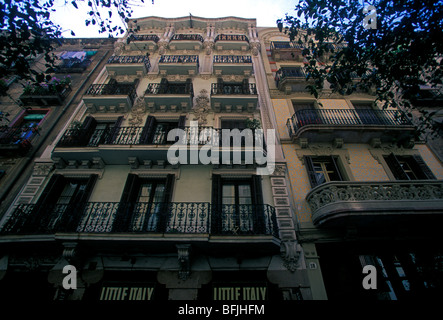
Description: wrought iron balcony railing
xmin=211 ymin=83 xmax=257 ymax=95
xmin=171 ymin=34 xmax=204 ymax=42
xmin=84 ymin=83 xmax=137 ymax=104
xmin=286 ymin=108 xmax=413 ymax=137
xmin=213 ymin=55 xmax=252 ymax=64
xmin=275 ymin=67 xmax=307 ymax=87
xmin=270 ymin=41 xmax=304 ymax=50
xmin=215 ymin=34 xmax=249 ymax=42
xmin=0 ymin=202 xmax=278 ymax=237
xmin=159 ymin=55 xmax=199 ymax=64
xmin=145 ymin=83 xmax=194 ymax=95
xmin=128 ymin=34 xmax=160 ymax=43
xmin=56 ymin=126 xmax=266 ymax=148
xmin=107 ymin=55 xmax=151 ymax=70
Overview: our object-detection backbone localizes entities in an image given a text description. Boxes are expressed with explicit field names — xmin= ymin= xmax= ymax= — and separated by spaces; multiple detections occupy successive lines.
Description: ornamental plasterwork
xmin=306 ymin=181 xmax=443 ymax=213
xmin=192 ymin=89 xmax=211 ymax=126
xmin=33 ymin=162 xmax=54 ymax=177
xmin=128 ymin=96 xmax=146 ymax=126
xmin=295 ymin=144 xmax=351 ymax=164
xmin=250 ymin=42 xmax=261 ymax=56
xmin=113 ymin=41 xmax=125 ymax=55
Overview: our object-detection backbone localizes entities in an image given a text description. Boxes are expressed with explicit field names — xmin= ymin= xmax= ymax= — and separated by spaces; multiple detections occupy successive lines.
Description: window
xmin=304 ymin=156 xmax=344 ymax=188
xmin=140 ymin=115 xmax=186 ymax=145
xmin=384 ymin=153 xmax=436 ymax=180
xmin=31 ymin=174 xmax=97 ymax=231
xmin=212 ymin=175 xmax=265 ymax=235
xmin=113 ymin=174 xmax=174 ymax=232
xmin=352 ymin=101 xmax=382 ymax=125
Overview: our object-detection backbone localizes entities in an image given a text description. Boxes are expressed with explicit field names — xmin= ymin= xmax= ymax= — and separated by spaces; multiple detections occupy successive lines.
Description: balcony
xmin=82 ymin=82 xmax=137 ymax=113
xmin=126 ymin=34 xmax=159 ymax=50
xmin=19 ymin=86 xmax=71 ymax=106
xmin=286 ymin=108 xmax=416 ymax=145
xmin=214 ymin=34 xmax=249 ymax=51
xmin=270 ymin=41 xmax=304 ymax=61
xmin=306 ymin=180 xmax=443 ymax=228
xmin=0 ymin=126 xmax=36 ymax=156
xmin=144 ymin=82 xmax=194 ymax=112
xmin=54 ymin=126 xmax=266 ymax=165
xmin=169 ymin=34 xmax=204 ymax=50
xmin=158 ymin=55 xmax=199 ymax=76
xmin=275 ymin=66 xmax=310 ymax=93
xmin=106 ymin=55 xmax=151 ymax=76
xmin=0 ymin=202 xmax=279 ymax=249
xmin=210 ymin=83 xmax=258 ymax=112
xmin=213 ymin=55 xmax=253 ymax=76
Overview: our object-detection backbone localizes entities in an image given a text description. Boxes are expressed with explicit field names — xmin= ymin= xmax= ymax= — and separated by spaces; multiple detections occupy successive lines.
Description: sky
xmin=50 ymin=0 xmax=298 ymax=38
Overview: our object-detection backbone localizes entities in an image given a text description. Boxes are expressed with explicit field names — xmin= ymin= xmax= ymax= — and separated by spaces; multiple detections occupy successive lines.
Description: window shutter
xmin=163 ymin=174 xmax=175 ymax=203
xmin=251 ymin=175 xmax=266 ymax=234
xmin=65 ymin=175 xmax=98 ymax=230
xmin=330 ymin=156 xmax=344 ymax=181
xmin=251 ymin=175 xmax=264 ymax=205
xmin=157 ymin=174 xmax=175 ymax=233
xmin=104 ymin=116 xmax=124 ymax=144
xmin=178 ymin=115 xmax=186 ymax=129
xmin=35 ymin=174 xmax=66 ymax=206
xmin=411 ymin=155 xmax=436 ymax=180
xmin=79 ymin=116 xmax=97 ymax=146
xmin=120 ymin=174 xmax=140 ymax=203
xmin=385 ymin=153 xmax=409 ymax=180
xmin=140 ymin=115 xmax=156 ymax=144
xmin=72 ymin=175 xmax=98 ymax=204
xmin=217 ymin=77 xmax=224 ymax=94
xmin=113 ymin=174 xmax=140 ymax=232
xmin=242 ymin=78 xmax=249 ymax=94
xmin=211 ymin=174 xmax=222 ymax=233
xmin=304 ymin=156 xmax=319 ymax=188
xmin=27 ymin=174 xmax=66 ymax=232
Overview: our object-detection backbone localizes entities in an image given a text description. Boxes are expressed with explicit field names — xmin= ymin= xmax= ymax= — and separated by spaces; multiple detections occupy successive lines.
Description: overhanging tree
xmin=277 ymin=0 xmax=443 ymax=140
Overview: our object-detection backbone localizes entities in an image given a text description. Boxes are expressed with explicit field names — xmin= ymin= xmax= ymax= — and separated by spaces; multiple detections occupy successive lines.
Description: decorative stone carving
xmin=192 ymin=89 xmax=211 ymax=126
xmin=280 ymin=240 xmax=302 ymax=272
xmin=158 ymin=40 xmax=169 ymax=55
xmin=128 ymin=96 xmax=146 ymax=126
xmin=113 ymin=40 xmax=125 ymax=55
xmin=250 ymin=42 xmax=261 ymax=56
xmin=203 ymin=40 xmax=214 ymax=55
xmin=62 ymin=242 xmax=78 ymax=265
xmin=177 ymin=244 xmax=192 ymax=281
xmin=273 ymin=164 xmax=287 ymax=176
xmin=306 ymin=181 xmax=443 ymax=213
xmin=33 ymin=162 xmax=54 ymax=177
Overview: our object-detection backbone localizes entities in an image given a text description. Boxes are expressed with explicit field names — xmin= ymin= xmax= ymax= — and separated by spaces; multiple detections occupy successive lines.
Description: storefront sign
xmin=99 ymin=283 xmax=155 ymax=301
xmin=213 ymin=284 xmax=267 ymax=300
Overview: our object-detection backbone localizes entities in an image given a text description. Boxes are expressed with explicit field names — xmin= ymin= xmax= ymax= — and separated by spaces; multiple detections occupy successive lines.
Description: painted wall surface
xmin=89 ymin=165 xmax=130 ymax=202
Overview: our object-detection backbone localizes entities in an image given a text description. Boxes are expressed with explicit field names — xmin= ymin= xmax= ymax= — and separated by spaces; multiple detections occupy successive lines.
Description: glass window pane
xmin=138 ymin=184 xmax=152 ymax=202
xmin=153 ymin=183 xmax=165 ymax=202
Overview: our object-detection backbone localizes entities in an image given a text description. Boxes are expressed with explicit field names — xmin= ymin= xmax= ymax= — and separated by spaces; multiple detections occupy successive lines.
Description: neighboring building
xmin=0 ymin=17 xmax=310 ymax=301
xmin=0 ymin=38 xmax=116 ymax=215
xmin=258 ymin=27 xmax=443 ymax=300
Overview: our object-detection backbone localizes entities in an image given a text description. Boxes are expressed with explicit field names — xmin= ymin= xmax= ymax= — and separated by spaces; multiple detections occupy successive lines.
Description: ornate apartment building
xmin=258 ymin=27 xmax=443 ymax=300
xmin=0 ymin=16 xmax=307 ymax=301
xmin=1 ymin=16 xmax=442 ymax=302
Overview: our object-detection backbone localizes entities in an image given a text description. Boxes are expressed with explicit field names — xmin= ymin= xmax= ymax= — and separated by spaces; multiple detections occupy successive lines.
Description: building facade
xmin=0 ymin=17 xmax=310 ymax=301
xmin=258 ymin=27 xmax=443 ymax=300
